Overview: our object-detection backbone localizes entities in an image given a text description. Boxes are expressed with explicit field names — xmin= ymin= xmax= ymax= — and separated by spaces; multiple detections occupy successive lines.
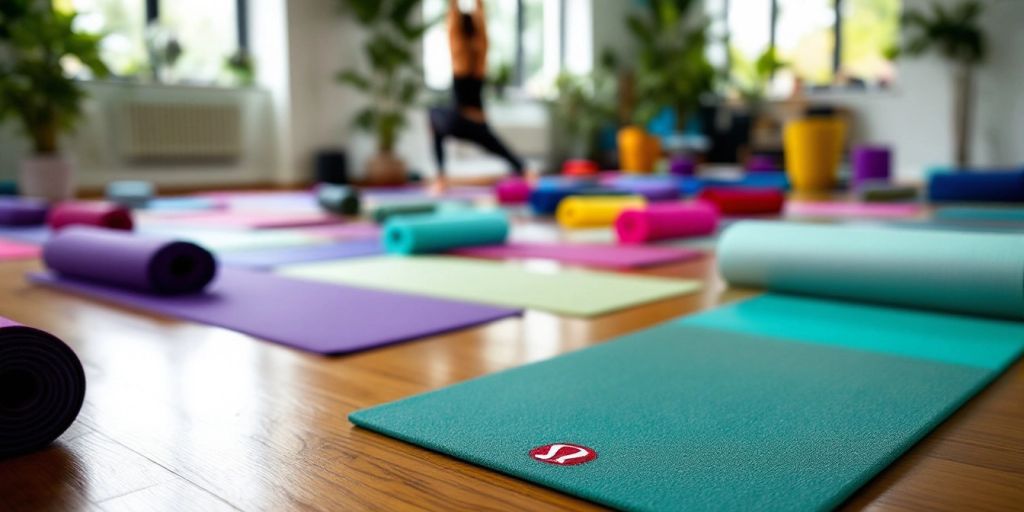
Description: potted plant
xmin=619 ymin=0 xmax=715 ymax=172
xmin=901 ymin=0 xmax=987 ymax=168
xmin=550 ymin=51 xmax=619 ymax=163
xmin=336 ymin=0 xmax=430 ymax=186
xmin=0 ymin=1 xmax=108 ymax=201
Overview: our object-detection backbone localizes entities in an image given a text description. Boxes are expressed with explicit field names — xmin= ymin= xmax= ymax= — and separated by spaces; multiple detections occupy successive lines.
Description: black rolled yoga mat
xmin=0 ymin=316 xmax=86 ymax=459
xmin=43 ymin=226 xmax=217 ymax=295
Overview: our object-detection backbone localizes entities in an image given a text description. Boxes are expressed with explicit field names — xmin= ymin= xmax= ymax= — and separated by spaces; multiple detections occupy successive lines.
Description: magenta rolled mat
xmin=615 ymin=203 xmax=719 ymax=244
xmin=48 ymin=202 xmax=133 ymax=231
xmin=43 ymin=226 xmax=216 ymax=294
xmin=0 ymin=198 xmax=49 ymax=226
xmin=0 ymin=316 xmax=85 ymax=459
xmin=495 ymin=178 xmax=531 ymax=204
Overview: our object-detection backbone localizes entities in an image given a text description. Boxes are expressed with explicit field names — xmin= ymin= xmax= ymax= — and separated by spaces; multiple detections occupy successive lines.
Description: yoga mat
xmin=30 ymin=267 xmax=519 ymax=355
xmin=786 ymin=201 xmax=923 ymax=219
xmin=106 ymin=180 xmax=155 ymax=208
xmin=317 ymin=184 xmax=360 ymax=215
xmin=929 ymin=169 xmax=1024 ymax=202
xmin=0 ymin=225 xmax=51 ymax=245
xmin=281 ymin=256 xmax=700 ymax=317
xmin=349 ymin=295 xmax=1024 ymax=511
xmin=556 ymin=196 xmax=646 ymax=229
xmin=851 ymin=145 xmax=891 ymax=185
xmin=934 ymin=206 xmax=1024 ymax=222
xmin=610 ymin=179 xmax=680 ymax=201
xmin=371 ymin=201 xmax=441 ymax=224
xmin=44 ymin=227 xmax=216 ymax=295
xmin=0 ymin=239 xmax=40 ymax=260
xmin=48 ymin=202 xmax=133 ymax=231
xmin=668 ymin=155 xmax=696 ymax=176
xmin=562 ymin=159 xmax=598 ymax=176
xmin=1 ymin=316 xmax=86 ymax=459
xmin=696 ymin=171 xmax=790 ymax=191
xmin=0 ymin=198 xmax=48 ymax=226
xmin=145 ymin=197 xmax=224 ymax=212
xmin=141 ymin=210 xmax=339 ymax=229
xmin=857 ymin=182 xmax=918 ymax=202
xmin=383 ymin=211 xmax=509 ymax=255
xmin=615 ymin=202 xmax=719 ymax=244
xmin=137 ymin=227 xmax=330 ymax=253
xmin=746 ymin=154 xmax=777 ymax=172
xmin=495 ymin=177 xmax=531 ymax=204
xmin=451 ymin=242 xmax=701 ymax=269
xmin=719 ymin=221 xmax=1024 ymax=319
xmin=698 ymin=187 xmax=784 ymax=215
xmin=218 ymin=239 xmax=384 ymax=270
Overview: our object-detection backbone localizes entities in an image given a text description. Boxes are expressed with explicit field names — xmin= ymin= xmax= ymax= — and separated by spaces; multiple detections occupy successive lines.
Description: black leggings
xmin=429 ymin=108 xmax=525 ymax=177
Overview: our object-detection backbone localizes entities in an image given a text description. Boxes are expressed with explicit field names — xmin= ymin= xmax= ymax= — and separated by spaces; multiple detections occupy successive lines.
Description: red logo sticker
xmin=529 ymin=443 xmax=597 ymax=466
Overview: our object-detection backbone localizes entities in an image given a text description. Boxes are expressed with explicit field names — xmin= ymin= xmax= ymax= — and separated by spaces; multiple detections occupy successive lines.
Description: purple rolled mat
xmin=0 ymin=197 xmax=49 ymax=226
xmin=669 ymin=156 xmax=696 ymax=176
xmin=1 ymin=316 xmax=85 ymax=459
xmin=852 ymin=145 xmax=892 ymax=185
xmin=43 ymin=226 xmax=216 ymax=295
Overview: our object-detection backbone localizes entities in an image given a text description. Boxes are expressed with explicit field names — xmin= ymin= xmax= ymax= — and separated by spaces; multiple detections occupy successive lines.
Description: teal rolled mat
xmin=317 ymin=184 xmax=360 ymax=215
xmin=371 ymin=202 xmax=440 ymax=224
xmin=719 ymin=221 xmax=1024 ymax=320
xmin=383 ymin=210 xmax=509 ymax=255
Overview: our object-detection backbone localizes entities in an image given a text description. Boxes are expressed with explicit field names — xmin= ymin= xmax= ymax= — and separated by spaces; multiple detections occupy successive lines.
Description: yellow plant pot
xmin=783 ymin=118 xmax=847 ymax=191
xmin=618 ymin=126 xmax=659 ymax=173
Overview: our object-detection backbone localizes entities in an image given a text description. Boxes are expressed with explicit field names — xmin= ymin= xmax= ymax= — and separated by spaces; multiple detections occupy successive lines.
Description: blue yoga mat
xmin=928 ymin=169 xmax=1024 ymax=202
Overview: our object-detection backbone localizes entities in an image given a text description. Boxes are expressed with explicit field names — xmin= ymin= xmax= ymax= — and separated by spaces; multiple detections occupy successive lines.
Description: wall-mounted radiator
xmin=118 ymin=101 xmax=243 ymax=163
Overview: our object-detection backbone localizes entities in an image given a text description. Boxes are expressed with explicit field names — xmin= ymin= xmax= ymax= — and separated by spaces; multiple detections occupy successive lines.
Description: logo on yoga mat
xmin=529 ymin=443 xmax=597 ymax=466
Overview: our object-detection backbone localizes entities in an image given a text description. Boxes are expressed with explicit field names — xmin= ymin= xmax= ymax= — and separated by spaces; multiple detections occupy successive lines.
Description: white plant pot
xmin=19 ymin=156 xmax=76 ymax=202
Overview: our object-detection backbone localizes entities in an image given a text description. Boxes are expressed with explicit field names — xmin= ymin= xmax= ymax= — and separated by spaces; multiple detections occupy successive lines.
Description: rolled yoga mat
xmin=0 ymin=316 xmax=85 ymax=459
xmin=494 ymin=177 xmax=531 ymax=204
xmin=611 ymin=179 xmax=680 ymax=201
xmin=0 ymin=197 xmax=49 ymax=226
xmin=383 ymin=210 xmax=509 ymax=255
xmin=105 ymin=180 xmax=155 ymax=208
xmin=528 ymin=186 xmax=629 ymax=215
xmin=718 ymin=221 xmax=1024 ymax=320
xmin=316 ymin=184 xmax=361 ymax=215
xmin=615 ymin=202 xmax=719 ymax=244
xmin=928 ymin=169 xmax=1024 ymax=203
xmin=857 ymin=182 xmax=918 ymax=202
xmin=44 ymin=226 xmax=217 ymax=295
xmin=371 ymin=201 xmax=441 ymax=224
xmin=48 ymin=202 xmax=133 ymax=231
xmin=697 ymin=187 xmax=784 ymax=215
xmin=556 ymin=196 xmax=646 ymax=229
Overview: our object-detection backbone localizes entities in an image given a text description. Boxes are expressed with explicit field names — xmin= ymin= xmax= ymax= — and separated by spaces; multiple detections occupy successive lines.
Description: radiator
xmin=119 ymin=102 xmax=242 ymax=163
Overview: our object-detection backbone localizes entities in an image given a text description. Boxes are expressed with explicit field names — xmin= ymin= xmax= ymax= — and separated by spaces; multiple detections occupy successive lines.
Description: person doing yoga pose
xmin=430 ymin=0 xmax=526 ymax=191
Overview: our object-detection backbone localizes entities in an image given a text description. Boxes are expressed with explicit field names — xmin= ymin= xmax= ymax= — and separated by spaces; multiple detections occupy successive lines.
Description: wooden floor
xmin=1 ymin=220 xmax=1022 ymax=511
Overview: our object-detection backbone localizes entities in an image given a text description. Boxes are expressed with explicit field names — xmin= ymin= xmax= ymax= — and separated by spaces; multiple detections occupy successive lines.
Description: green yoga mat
xmin=351 ymin=295 xmax=1024 ymax=511
xmin=280 ymin=256 xmax=699 ymax=317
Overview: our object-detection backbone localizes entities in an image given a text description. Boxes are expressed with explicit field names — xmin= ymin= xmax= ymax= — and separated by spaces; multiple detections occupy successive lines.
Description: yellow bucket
xmin=783 ymin=118 xmax=847 ymax=191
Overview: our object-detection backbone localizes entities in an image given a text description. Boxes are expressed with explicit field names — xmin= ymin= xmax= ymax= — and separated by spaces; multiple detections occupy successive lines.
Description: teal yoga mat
xmin=351 ymin=297 xmax=1024 ymax=511
xmin=383 ymin=210 xmax=509 ymax=254
xmin=719 ymin=221 xmax=1024 ymax=320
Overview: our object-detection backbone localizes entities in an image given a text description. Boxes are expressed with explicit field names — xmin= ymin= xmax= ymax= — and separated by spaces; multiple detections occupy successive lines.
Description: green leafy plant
xmin=336 ymin=0 xmax=430 ymax=155
xmin=730 ymin=47 xmax=786 ymax=107
xmin=901 ymin=0 xmax=987 ymax=167
xmin=551 ymin=51 xmax=619 ymax=158
xmin=626 ymin=0 xmax=715 ymax=130
xmin=0 ymin=0 xmax=109 ymax=155
xmin=489 ymin=61 xmax=513 ymax=100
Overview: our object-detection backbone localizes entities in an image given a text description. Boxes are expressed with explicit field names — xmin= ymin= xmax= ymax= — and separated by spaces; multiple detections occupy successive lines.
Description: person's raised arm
xmin=448 ymin=0 xmax=460 ymax=32
xmin=474 ymin=0 xmax=487 ymax=41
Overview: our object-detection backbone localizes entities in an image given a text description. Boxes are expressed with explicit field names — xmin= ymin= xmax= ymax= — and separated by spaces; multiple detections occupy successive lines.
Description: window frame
xmin=143 ymin=0 xmax=249 ymax=53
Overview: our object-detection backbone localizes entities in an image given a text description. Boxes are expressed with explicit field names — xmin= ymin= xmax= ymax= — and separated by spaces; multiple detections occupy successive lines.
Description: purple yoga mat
xmin=0 ymin=197 xmax=48 ymax=226
xmin=29 ymin=268 xmax=519 ymax=355
xmin=451 ymin=242 xmax=702 ymax=269
xmin=219 ymin=239 xmax=384 ymax=270
xmin=44 ymin=226 xmax=217 ymax=294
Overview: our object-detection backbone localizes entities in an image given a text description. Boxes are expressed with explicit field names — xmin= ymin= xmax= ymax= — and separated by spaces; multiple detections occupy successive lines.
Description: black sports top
xmin=453 ymin=76 xmax=484 ymax=109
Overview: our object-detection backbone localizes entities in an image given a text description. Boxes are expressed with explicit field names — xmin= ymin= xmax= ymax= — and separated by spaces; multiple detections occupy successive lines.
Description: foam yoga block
xmin=494 ymin=178 xmax=531 ymax=204
xmin=669 ymin=156 xmax=696 ymax=176
xmin=44 ymin=226 xmax=216 ymax=294
xmin=851 ymin=146 xmax=891 ymax=185
xmin=316 ymin=184 xmax=360 ymax=215
xmin=858 ymin=182 xmax=918 ymax=202
xmin=48 ymin=202 xmax=133 ymax=231
xmin=0 ymin=315 xmax=85 ymax=459
xmin=383 ymin=211 xmax=509 ymax=255
xmin=719 ymin=221 xmax=1024 ymax=320
xmin=615 ymin=202 xmax=719 ymax=244
xmin=105 ymin=180 xmax=155 ymax=208
xmin=929 ymin=170 xmax=1024 ymax=202
xmin=371 ymin=201 xmax=440 ymax=224
xmin=0 ymin=197 xmax=48 ymax=226
xmin=556 ymin=196 xmax=646 ymax=229
xmin=698 ymin=187 xmax=784 ymax=215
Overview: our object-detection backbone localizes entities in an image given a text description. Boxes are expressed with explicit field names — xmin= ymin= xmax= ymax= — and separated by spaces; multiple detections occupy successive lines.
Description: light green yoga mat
xmin=351 ymin=296 xmax=1024 ymax=511
xmin=280 ymin=256 xmax=699 ymax=317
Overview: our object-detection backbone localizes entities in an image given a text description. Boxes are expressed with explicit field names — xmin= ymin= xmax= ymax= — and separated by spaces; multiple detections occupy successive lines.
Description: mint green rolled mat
xmin=719 ymin=221 xmax=1024 ymax=320
xmin=383 ymin=210 xmax=509 ymax=254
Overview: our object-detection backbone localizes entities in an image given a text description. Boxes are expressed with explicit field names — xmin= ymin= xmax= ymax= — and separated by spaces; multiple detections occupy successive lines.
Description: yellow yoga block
xmin=556 ymin=196 xmax=647 ymax=229
xmin=783 ymin=117 xmax=847 ymax=191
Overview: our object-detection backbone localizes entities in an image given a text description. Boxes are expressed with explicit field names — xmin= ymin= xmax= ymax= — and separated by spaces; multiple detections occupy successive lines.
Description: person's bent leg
xmin=467 ymin=122 xmax=526 ymax=176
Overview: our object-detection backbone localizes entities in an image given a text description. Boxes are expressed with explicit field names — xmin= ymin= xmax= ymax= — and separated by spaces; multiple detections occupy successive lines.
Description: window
xmin=711 ymin=0 xmax=900 ymax=92
xmin=422 ymin=0 xmax=572 ymax=97
xmin=55 ymin=0 xmax=247 ymax=86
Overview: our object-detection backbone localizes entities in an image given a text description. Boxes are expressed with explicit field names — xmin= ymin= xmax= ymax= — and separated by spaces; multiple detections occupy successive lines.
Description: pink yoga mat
xmin=786 ymin=201 xmax=923 ymax=219
xmin=141 ymin=210 xmax=342 ymax=229
xmin=0 ymin=238 xmax=40 ymax=260
xmin=452 ymin=242 xmax=702 ymax=269
xmin=29 ymin=267 xmax=520 ymax=355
